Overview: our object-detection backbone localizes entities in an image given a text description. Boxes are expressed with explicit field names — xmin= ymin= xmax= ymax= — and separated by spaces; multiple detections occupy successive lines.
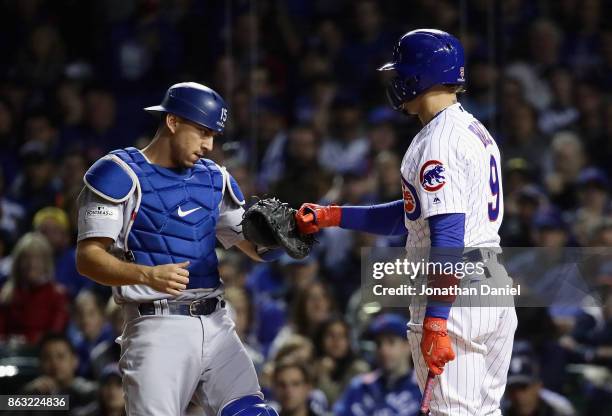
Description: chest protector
xmin=99 ymin=147 xmax=224 ymax=289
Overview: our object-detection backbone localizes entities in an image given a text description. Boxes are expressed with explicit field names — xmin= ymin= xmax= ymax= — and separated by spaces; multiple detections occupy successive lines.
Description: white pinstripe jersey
xmin=400 ymin=103 xmax=503 ymax=248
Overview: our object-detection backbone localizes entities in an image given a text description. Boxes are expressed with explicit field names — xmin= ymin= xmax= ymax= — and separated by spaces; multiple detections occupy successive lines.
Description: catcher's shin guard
xmin=220 ymin=395 xmax=279 ymax=416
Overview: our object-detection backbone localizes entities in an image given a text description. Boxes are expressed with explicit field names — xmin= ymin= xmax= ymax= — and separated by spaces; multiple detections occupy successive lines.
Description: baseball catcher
xmin=76 ymin=82 xmax=283 ymax=416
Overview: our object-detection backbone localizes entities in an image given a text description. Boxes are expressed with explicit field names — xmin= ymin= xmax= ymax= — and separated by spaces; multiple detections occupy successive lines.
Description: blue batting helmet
xmin=378 ymin=29 xmax=465 ymax=109
xmin=144 ymin=82 xmax=228 ymax=133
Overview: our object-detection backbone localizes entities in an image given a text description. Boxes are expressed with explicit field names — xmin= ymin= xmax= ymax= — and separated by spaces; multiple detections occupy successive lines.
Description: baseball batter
xmin=76 ymin=82 xmax=280 ymax=416
xmin=296 ymin=30 xmax=517 ymax=415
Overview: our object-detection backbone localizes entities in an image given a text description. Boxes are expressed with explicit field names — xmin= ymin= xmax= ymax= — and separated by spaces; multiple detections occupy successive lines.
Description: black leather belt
xmin=138 ymin=298 xmax=225 ymax=316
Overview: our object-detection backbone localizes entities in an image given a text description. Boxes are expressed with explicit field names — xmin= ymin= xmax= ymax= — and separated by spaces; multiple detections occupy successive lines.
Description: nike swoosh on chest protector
xmin=177 ymin=206 xmax=202 ymax=217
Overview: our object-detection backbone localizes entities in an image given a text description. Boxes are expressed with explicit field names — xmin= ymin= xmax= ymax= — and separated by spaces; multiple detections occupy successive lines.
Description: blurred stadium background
xmin=0 ymin=0 xmax=611 ymax=415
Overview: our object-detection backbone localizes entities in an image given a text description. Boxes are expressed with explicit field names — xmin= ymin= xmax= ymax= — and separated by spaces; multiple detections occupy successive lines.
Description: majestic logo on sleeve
xmin=401 ymin=177 xmax=421 ymax=221
xmin=419 ymin=160 xmax=446 ymax=192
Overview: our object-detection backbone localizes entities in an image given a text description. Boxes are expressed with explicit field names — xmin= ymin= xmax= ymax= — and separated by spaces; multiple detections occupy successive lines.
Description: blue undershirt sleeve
xmin=425 ymin=213 xmax=465 ymax=319
xmin=339 ymin=200 xmax=407 ymax=236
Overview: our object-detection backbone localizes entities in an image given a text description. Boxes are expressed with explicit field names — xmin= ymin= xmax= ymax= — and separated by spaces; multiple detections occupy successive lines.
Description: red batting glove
xmin=295 ymin=203 xmax=342 ymax=234
xmin=420 ymin=317 xmax=456 ymax=375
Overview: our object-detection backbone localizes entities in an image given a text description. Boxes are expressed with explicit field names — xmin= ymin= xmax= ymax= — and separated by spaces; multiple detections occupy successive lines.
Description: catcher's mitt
xmin=241 ymin=198 xmax=315 ymax=259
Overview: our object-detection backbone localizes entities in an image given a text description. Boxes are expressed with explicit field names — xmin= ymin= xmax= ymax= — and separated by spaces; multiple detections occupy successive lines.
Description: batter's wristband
xmin=426 ymin=273 xmax=460 ymax=303
xmin=425 ymin=304 xmax=451 ymax=319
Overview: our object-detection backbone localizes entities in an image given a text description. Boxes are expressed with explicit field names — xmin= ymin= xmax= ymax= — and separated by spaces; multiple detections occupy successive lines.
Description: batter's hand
xmin=295 ymin=203 xmax=341 ymax=234
xmin=143 ymin=261 xmax=190 ymax=296
xmin=420 ymin=317 xmax=455 ymax=375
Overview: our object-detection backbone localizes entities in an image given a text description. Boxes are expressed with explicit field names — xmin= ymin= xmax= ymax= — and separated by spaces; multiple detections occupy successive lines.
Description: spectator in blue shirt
xmin=334 ymin=313 xmax=421 ymax=416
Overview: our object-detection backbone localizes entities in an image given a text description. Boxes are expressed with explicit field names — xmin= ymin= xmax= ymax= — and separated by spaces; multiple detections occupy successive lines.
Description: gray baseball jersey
xmin=77 ymin=169 xmax=245 ymax=303
xmin=77 ymin=157 xmax=263 ymax=415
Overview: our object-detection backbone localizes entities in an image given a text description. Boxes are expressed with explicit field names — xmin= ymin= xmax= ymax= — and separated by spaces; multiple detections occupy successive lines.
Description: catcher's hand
xmin=241 ymin=198 xmax=315 ymax=259
xmin=420 ymin=317 xmax=456 ymax=375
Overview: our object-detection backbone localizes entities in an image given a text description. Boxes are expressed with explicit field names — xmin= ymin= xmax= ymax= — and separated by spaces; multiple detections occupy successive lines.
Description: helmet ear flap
xmin=403 ymin=75 xmax=420 ymax=93
xmin=385 ymin=75 xmax=422 ymax=110
xmin=385 ymin=75 xmax=420 ymax=110
xmin=385 ymin=85 xmax=403 ymax=110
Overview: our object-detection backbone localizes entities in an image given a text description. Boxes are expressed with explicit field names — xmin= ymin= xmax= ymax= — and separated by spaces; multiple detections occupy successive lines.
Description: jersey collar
xmin=420 ymin=102 xmax=462 ymax=135
xmin=430 ymin=102 xmax=461 ymax=123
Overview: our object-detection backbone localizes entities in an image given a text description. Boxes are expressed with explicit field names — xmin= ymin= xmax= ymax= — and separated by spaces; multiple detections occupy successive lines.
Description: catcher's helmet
xmin=145 ymin=82 xmax=228 ymax=133
xmin=378 ymin=29 xmax=465 ymax=109
xmin=220 ymin=395 xmax=279 ymax=416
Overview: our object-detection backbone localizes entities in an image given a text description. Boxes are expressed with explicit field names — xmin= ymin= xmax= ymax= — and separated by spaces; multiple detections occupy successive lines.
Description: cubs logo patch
xmin=401 ymin=177 xmax=421 ymax=221
xmin=420 ymin=160 xmax=446 ymax=192
xmin=403 ymin=185 xmax=416 ymax=213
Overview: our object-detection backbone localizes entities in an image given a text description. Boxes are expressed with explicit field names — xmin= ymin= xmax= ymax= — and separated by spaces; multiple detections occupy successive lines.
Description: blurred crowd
xmin=0 ymin=0 xmax=611 ymax=415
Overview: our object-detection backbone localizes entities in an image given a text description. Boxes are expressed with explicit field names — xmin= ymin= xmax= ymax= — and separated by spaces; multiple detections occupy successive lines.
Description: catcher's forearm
xmin=235 ymin=240 xmax=264 ymax=261
xmin=235 ymin=240 xmax=284 ymax=262
xmin=76 ymin=239 xmax=150 ymax=287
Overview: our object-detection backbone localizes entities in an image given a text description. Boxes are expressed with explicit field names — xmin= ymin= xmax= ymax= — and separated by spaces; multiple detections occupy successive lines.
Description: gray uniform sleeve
xmin=216 ymin=192 xmax=245 ymax=249
xmin=77 ymin=187 xmax=126 ymax=242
